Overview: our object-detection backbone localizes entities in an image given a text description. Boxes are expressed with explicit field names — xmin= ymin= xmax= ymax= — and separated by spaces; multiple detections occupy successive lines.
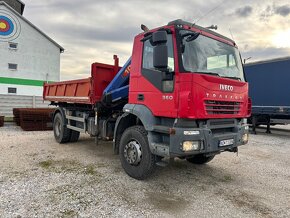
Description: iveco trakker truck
xmin=44 ymin=20 xmax=250 ymax=179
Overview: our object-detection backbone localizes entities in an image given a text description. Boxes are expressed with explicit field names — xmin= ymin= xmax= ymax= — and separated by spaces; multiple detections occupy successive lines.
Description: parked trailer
xmin=244 ymin=57 xmax=290 ymax=133
xmin=44 ymin=20 xmax=250 ymax=180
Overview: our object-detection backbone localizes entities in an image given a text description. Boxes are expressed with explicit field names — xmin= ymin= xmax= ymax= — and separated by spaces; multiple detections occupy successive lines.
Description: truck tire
xmin=69 ymin=131 xmax=80 ymax=142
xmin=119 ymin=126 xmax=156 ymax=180
xmin=53 ymin=113 xmax=71 ymax=143
xmin=186 ymin=154 xmax=215 ymax=164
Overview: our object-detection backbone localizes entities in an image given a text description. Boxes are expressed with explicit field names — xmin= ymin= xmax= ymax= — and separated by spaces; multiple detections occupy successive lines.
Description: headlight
xmin=182 ymin=141 xmax=200 ymax=152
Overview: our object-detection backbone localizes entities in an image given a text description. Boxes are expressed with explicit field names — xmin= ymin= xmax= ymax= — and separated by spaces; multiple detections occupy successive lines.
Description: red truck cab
xmin=118 ymin=20 xmax=249 ymax=158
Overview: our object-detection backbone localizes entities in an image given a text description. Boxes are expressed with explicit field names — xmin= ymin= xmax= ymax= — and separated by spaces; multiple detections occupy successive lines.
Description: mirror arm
xmin=161 ymin=70 xmax=174 ymax=80
xmin=141 ymin=34 xmax=152 ymax=42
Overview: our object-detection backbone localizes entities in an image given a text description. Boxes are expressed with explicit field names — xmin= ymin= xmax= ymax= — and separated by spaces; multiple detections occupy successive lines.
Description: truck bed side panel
xmin=43 ymin=62 xmax=120 ymax=105
xmin=43 ymin=78 xmax=92 ymax=104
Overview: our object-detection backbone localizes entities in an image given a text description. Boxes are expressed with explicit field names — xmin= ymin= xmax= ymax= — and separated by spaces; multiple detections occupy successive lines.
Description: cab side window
xmin=142 ymin=41 xmax=154 ymax=70
xmin=142 ymin=34 xmax=175 ymax=93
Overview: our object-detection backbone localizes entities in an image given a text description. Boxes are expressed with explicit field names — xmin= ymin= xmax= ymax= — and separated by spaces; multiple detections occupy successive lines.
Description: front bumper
xmin=169 ymin=119 xmax=249 ymax=157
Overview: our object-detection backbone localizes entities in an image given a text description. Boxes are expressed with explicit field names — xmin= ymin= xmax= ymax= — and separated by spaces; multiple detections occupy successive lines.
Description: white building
xmin=0 ymin=0 xmax=63 ymax=96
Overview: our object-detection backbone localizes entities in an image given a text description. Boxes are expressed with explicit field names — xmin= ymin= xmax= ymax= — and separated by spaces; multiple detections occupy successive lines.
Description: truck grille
xmin=205 ymin=100 xmax=241 ymax=114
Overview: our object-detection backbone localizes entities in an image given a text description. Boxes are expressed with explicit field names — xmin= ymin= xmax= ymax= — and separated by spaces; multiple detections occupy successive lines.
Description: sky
xmin=23 ymin=0 xmax=290 ymax=81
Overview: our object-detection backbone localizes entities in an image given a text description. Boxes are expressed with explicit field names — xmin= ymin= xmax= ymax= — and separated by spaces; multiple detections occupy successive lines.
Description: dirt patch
xmin=222 ymin=190 xmax=273 ymax=217
xmin=146 ymin=191 xmax=188 ymax=213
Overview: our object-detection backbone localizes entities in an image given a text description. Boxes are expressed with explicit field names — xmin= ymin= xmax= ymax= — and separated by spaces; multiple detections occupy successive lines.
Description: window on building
xmin=8 ymin=87 xmax=17 ymax=94
xmin=8 ymin=63 xmax=18 ymax=70
xmin=8 ymin=42 xmax=18 ymax=50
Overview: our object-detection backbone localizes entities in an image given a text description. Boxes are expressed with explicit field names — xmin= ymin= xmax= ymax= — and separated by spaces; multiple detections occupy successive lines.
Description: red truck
xmin=44 ymin=20 xmax=250 ymax=180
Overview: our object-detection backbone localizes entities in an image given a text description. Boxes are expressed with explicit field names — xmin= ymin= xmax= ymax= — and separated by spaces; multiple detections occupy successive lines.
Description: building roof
xmin=245 ymin=56 xmax=290 ymax=66
xmin=16 ymin=0 xmax=25 ymax=14
xmin=0 ymin=1 xmax=64 ymax=52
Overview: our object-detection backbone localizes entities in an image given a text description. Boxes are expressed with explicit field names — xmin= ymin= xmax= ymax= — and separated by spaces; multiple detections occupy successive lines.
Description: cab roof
xmin=168 ymin=19 xmax=235 ymax=45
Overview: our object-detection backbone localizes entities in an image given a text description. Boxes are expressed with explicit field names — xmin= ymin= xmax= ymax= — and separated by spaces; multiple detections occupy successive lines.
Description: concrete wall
xmin=0 ymin=94 xmax=52 ymax=116
xmin=0 ymin=3 xmax=61 ymax=96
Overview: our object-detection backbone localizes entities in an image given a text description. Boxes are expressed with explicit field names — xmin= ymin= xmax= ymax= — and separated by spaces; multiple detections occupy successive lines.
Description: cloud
xmin=260 ymin=4 xmax=290 ymax=21
xmin=20 ymin=0 xmax=290 ymax=80
xmin=241 ymin=47 xmax=290 ymax=63
xmin=274 ymin=5 xmax=290 ymax=17
xmin=235 ymin=6 xmax=253 ymax=17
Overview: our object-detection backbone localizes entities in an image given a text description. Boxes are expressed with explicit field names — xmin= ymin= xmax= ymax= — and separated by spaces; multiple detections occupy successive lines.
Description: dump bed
xmin=43 ymin=58 xmax=120 ymax=105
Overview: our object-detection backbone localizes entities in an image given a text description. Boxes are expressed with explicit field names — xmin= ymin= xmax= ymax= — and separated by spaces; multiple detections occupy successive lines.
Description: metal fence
xmin=0 ymin=94 xmax=51 ymax=117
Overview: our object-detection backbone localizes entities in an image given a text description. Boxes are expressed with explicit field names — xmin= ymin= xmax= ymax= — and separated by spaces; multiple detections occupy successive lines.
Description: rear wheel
xmin=53 ymin=113 xmax=71 ymax=143
xmin=119 ymin=126 xmax=156 ymax=180
xmin=186 ymin=154 xmax=215 ymax=164
xmin=69 ymin=130 xmax=80 ymax=142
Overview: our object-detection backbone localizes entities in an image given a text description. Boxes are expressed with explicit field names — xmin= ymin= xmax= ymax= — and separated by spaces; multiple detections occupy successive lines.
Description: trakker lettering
xmin=206 ymin=93 xmax=243 ymax=100
xmin=220 ymin=84 xmax=234 ymax=91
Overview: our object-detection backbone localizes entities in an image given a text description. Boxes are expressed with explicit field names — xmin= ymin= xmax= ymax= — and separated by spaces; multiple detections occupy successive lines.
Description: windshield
xmin=180 ymin=30 xmax=244 ymax=81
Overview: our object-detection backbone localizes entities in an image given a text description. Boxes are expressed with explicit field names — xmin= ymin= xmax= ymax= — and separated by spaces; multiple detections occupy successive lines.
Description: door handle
xmin=137 ymin=94 xmax=144 ymax=101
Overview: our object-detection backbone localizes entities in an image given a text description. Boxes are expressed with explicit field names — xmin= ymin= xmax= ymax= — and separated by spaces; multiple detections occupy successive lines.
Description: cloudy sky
xmin=23 ymin=0 xmax=290 ymax=81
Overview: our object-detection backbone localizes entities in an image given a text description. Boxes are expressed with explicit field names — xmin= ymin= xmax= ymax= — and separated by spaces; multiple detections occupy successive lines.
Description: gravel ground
xmin=0 ymin=124 xmax=290 ymax=218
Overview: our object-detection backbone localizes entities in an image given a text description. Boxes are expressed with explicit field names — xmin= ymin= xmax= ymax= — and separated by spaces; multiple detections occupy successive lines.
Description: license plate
xmin=219 ymin=139 xmax=234 ymax=147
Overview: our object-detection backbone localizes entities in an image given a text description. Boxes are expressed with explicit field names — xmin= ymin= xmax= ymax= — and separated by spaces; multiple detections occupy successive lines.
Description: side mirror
xmin=152 ymin=31 xmax=167 ymax=44
xmin=152 ymin=31 xmax=168 ymax=70
xmin=153 ymin=44 xmax=168 ymax=69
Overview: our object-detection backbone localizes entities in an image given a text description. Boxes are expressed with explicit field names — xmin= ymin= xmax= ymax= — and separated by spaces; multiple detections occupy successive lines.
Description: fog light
xmin=242 ymin=133 xmax=249 ymax=143
xmin=182 ymin=141 xmax=200 ymax=152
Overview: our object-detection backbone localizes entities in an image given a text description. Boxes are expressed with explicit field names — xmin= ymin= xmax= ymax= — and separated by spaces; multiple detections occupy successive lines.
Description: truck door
xmin=138 ymin=34 xmax=177 ymax=117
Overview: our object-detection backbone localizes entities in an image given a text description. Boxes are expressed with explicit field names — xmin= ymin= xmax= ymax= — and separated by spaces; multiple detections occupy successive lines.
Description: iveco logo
xmin=220 ymin=84 xmax=234 ymax=91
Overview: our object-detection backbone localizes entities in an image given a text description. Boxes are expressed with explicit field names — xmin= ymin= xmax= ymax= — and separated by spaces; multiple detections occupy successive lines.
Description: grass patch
xmin=38 ymin=159 xmax=102 ymax=178
xmin=60 ymin=209 xmax=77 ymax=217
xmin=39 ymin=160 xmax=53 ymax=169
xmin=84 ymin=164 xmax=96 ymax=175
xmin=222 ymin=175 xmax=233 ymax=182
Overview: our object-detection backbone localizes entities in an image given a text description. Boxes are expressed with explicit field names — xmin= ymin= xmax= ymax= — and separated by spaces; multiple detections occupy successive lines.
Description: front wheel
xmin=186 ymin=154 xmax=215 ymax=164
xmin=119 ymin=126 xmax=156 ymax=180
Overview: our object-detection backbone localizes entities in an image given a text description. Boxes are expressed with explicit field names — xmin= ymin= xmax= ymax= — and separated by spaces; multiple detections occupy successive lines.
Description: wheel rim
xmin=54 ymin=118 xmax=61 ymax=136
xmin=123 ymin=140 xmax=142 ymax=165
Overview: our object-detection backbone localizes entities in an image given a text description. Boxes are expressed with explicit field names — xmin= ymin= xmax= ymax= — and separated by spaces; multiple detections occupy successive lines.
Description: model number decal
xmin=162 ymin=95 xmax=173 ymax=100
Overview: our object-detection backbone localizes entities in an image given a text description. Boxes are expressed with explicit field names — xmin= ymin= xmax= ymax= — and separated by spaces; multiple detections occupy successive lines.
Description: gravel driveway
xmin=0 ymin=124 xmax=289 ymax=218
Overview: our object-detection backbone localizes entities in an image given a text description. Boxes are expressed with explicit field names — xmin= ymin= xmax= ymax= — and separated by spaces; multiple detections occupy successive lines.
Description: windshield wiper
xmin=222 ymin=76 xmax=241 ymax=81
xmin=181 ymin=32 xmax=200 ymax=42
xmin=195 ymin=71 xmax=220 ymax=77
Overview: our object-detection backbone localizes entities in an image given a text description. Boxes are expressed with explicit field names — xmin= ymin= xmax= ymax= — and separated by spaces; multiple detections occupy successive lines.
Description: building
xmin=0 ymin=0 xmax=64 ymax=96
xmin=0 ymin=0 xmax=64 ymax=116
